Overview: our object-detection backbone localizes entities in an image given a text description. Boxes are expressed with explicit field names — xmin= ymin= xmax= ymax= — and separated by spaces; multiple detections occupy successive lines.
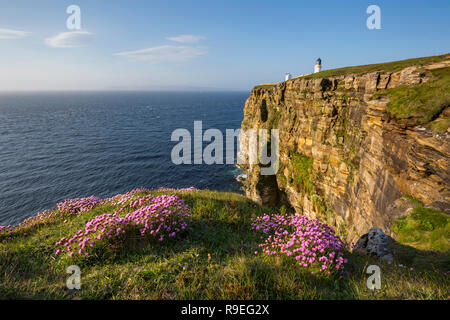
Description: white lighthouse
xmin=285 ymin=72 xmax=292 ymax=81
xmin=314 ymin=58 xmax=322 ymax=73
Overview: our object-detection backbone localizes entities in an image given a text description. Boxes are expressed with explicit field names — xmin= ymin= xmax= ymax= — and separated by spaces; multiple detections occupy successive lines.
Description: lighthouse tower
xmin=314 ymin=58 xmax=322 ymax=73
xmin=285 ymin=72 xmax=292 ymax=81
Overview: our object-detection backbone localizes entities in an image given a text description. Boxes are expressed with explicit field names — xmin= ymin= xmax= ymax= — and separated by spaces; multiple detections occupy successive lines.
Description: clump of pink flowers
xmin=0 ymin=225 xmax=13 ymax=233
xmin=55 ymin=194 xmax=191 ymax=258
xmin=1 ymin=210 xmax=59 ymax=243
xmin=20 ymin=209 xmax=61 ymax=226
xmin=0 ymin=225 xmax=14 ymax=243
xmin=57 ymin=196 xmax=101 ymax=214
xmin=101 ymin=188 xmax=150 ymax=206
xmin=157 ymin=186 xmax=198 ymax=193
xmin=252 ymin=214 xmax=348 ymax=272
xmin=1 ymin=188 xmax=195 ymax=245
xmin=1 ymin=198 xmax=99 ymax=244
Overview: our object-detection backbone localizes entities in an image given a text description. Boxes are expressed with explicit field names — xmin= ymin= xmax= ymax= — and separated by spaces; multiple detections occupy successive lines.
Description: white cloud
xmin=115 ymin=45 xmax=207 ymax=62
xmin=45 ymin=31 xmax=93 ymax=48
xmin=0 ymin=28 xmax=30 ymax=39
xmin=167 ymin=34 xmax=205 ymax=43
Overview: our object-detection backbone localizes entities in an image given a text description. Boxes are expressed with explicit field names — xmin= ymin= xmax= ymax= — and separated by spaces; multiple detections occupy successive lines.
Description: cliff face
xmin=239 ymin=55 xmax=450 ymax=243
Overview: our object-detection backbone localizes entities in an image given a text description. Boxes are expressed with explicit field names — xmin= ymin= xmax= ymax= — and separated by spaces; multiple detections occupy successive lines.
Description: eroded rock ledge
xmin=239 ymin=56 xmax=450 ymax=244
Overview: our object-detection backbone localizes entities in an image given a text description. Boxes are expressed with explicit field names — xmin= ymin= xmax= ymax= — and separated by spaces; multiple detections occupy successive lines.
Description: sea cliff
xmin=239 ymin=54 xmax=450 ymax=243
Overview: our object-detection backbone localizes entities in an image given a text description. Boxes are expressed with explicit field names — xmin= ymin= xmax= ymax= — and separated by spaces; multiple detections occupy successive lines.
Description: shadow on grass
xmin=390 ymin=240 xmax=450 ymax=272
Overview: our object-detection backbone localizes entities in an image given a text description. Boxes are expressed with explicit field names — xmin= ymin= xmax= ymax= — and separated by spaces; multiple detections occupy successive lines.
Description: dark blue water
xmin=0 ymin=91 xmax=248 ymax=226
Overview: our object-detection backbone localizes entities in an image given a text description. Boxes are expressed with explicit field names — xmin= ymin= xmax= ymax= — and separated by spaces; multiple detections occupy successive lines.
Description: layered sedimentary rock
xmin=239 ymin=57 xmax=450 ymax=244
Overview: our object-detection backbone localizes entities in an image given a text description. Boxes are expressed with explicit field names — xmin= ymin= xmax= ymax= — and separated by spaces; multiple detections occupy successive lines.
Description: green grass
xmin=0 ymin=189 xmax=449 ymax=299
xmin=301 ymin=53 xmax=450 ymax=79
xmin=371 ymin=67 xmax=450 ymax=126
xmin=253 ymin=84 xmax=277 ymax=90
xmin=290 ymin=152 xmax=314 ymax=195
xmin=392 ymin=197 xmax=450 ymax=253
xmin=430 ymin=118 xmax=450 ymax=133
xmin=402 ymin=195 xmax=425 ymax=207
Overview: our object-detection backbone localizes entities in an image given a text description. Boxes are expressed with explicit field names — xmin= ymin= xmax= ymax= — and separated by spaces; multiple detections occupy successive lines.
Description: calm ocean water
xmin=0 ymin=91 xmax=248 ymax=226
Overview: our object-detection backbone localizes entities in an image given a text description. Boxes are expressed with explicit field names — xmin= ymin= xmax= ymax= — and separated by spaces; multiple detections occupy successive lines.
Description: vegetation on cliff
xmin=393 ymin=196 xmax=449 ymax=253
xmin=372 ymin=66 xmax=450 ymax=128
xmin=290 ymin=151 xmax=314 ymax=195
xmin=1 ymin=188 xmax=448 ymax=299
xmin=301 ymin=53 xmax=450 ymax=80
xmin=254 ymin=54 xmax=450 ymax=131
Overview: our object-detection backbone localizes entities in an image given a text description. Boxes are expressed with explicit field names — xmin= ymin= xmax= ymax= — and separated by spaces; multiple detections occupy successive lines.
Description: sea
xmin=0 ymin=91 xmax=248 ymax=226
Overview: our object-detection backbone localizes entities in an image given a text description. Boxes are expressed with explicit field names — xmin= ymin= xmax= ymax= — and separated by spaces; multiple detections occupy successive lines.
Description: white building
xmin=285 ymin=72 xmax=292 ymax=81
xmin=314 ymin=58 xmax=322 ymax=73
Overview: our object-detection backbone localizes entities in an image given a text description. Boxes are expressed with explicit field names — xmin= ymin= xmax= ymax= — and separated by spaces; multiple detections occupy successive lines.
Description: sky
xmin=0 ymin=0 xmax=449 ymax=91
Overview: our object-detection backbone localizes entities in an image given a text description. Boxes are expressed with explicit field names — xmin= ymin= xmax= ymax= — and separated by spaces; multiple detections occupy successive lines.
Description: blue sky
xmin=0 ymin=0 xmax=449 ymax=91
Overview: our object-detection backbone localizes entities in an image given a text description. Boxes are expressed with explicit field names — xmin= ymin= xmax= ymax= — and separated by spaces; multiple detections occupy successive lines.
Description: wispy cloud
xmin=0 ymin=28 xmax=30 ymax=39
xmin=115 ymin=45 xmax=207 ymax=62
xmin=45 ymin=31 xmax=93 ymax=48
xmin=167 ymin=34 xmax=205 ymax=43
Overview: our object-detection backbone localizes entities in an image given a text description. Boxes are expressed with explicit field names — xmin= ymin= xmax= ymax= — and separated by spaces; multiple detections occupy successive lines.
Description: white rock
xmin=353 ymin=228 xmax=394 ymax=263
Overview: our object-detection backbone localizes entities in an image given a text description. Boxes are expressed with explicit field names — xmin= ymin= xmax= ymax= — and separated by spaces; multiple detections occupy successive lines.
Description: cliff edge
xmin=239 ymin=54 xmax=450 ymax=244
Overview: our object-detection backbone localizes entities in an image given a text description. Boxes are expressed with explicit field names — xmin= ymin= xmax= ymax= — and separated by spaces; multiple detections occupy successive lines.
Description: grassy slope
xmin=1 ymin=189 xmax=448 ymax=299
xmin=392 ymin=196 xmax=450 ymax=253
xmin=372 ymin=66 xmax=450 ymax=127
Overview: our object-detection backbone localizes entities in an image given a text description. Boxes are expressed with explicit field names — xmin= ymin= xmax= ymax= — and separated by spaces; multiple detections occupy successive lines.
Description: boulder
xmin=353 ymin=228 xmax=394 ymax=263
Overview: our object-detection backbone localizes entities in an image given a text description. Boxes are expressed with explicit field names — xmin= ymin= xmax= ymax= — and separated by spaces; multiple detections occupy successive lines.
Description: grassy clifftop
xmin=253 ymin=53 xmax=450 ymax=132
xmin=1 ymin=188 xmax=448 ymax=299
xmin=302 ymin=53 xmax=450 ymax=79
xmin=372 ymin=65 xmax=450 ymax=128
xmin=254 ymin=53 xmax=450 ymax=89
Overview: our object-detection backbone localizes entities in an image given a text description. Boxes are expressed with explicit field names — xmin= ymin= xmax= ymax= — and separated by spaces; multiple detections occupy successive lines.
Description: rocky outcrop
xmin=239 ymin=56 xmax=450 ymax=244
xmin=354 ymin=228 xmax=394 ymax=263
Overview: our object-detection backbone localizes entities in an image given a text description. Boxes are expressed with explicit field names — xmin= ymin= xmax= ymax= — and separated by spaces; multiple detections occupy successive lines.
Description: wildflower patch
xmin=57 ymin=196 xmax=101 ymax=214
xmin=252 ymin=214 xmax=347 ymax=273
xmin=55 ymin=194 xmax=191 ymax=258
